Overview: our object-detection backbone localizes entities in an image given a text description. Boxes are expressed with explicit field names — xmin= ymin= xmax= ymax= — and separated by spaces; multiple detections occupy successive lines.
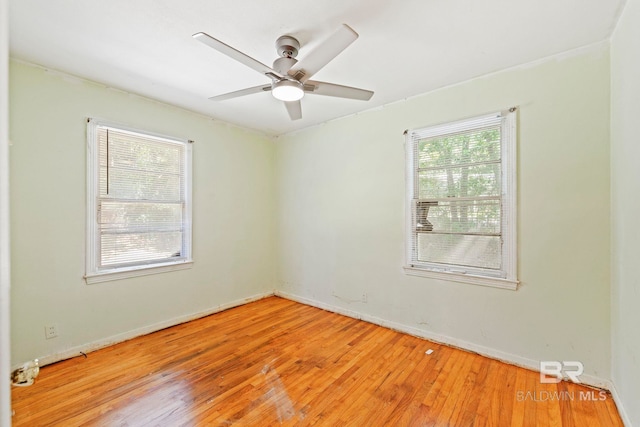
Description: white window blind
xmin=86 ymin=120 xmax=192 ymax=282
xmin=405 ymin=111 xmax=517 ymax=287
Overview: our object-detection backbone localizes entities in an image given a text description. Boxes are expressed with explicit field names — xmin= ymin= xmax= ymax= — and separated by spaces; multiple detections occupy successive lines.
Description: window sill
xmin=403 ymin=266 xmax=519 ymax=290
xmin=85 ymin=260 xmax=194 ymax=284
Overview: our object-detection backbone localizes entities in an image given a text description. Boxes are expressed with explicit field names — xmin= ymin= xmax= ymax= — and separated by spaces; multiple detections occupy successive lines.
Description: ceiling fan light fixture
xmin=272 ymin=79 xmax=304 ymax=102
xmin=194 ymin=25 xmax=373 ymax=120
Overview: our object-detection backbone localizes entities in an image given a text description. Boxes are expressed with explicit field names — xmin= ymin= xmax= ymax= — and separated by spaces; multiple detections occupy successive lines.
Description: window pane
xmin=99 ymin=202 xmax=183 ymax=232
xmin=105 ymin=168 xmax=181 ymax=201
xmin=100 ymin=231 xmax=183 ymax=267
xmin=98 ymin=127 xmax=183 ymax=200
xmin=416 ymin=233 xmax=501 ymax=270
xmin=418 ymin=164 xmax=501 ymax=199
xmin=422 ymin=199 xmax=501 ymax=234
xmin=417 ymin=126 xmax=500 ymax=169
xmin=98 ymin=129 xmax=182 ymax=174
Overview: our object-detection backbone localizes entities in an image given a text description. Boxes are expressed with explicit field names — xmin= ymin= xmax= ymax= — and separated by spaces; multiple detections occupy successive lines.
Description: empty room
xmin=1 ymin=0 xmax=639 ymax=425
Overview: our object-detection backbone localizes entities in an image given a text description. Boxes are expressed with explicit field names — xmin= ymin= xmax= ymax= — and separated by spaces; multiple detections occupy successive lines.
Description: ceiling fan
xmin=193 ymin=24 xmax=374 ymax=120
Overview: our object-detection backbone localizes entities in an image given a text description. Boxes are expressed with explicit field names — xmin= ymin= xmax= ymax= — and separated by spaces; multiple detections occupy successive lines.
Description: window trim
xmin=403 ymin=110 xmax=518 ymax=290
xmin=85 ymin=118 xmax=193 ymax=284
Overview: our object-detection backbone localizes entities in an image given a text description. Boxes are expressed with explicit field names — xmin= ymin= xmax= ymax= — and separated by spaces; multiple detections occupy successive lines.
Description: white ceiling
xmin=9 ymin=0 xmax=624 ymax=136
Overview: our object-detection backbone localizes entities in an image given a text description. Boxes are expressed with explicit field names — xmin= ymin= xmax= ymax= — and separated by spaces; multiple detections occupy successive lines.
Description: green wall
xmin=9 ymin=61 xmax=276 ymax=364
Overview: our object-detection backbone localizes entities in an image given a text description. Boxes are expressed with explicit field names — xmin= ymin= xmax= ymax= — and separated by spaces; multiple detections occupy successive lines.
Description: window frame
xmin=403 ymin=110 xmax=518 ymax=290
xmin=85 ymin=119 xmax=193 ymax=284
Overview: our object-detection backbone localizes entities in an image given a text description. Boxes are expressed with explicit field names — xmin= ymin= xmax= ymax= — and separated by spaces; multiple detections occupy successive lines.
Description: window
xmin=86 ymin=119 xmax=192 ymax=283
xmin=404 ymin=110 xmax=517 ymax=289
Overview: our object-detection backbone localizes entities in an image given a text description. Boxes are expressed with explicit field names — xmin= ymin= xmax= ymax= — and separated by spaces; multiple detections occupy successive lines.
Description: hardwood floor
xmin=11 ymin=297 xmax=623 ymax=426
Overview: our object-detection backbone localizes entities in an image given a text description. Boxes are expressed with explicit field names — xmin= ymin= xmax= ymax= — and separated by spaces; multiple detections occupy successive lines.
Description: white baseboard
xmin=609 ymin=383 xmax=633 ymax=427
xmin=274 ymin=290 xmax=612 ymax=391
xmin=27 ymin=291 xmax=275 ymax=369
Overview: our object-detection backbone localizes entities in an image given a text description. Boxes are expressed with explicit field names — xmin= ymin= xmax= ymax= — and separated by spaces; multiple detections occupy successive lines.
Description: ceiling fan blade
xmin=305 ymin=80 xmax=373 ymax=101
xmin=287 ymin=24 xmax=358 ymax=83
xmin=284 ymin=101 xmax=302 ymax=120
xmin=193 ymin=32 xmax=283 ymax=78
xmin=209 ymin=85 xmax=271 ymax=101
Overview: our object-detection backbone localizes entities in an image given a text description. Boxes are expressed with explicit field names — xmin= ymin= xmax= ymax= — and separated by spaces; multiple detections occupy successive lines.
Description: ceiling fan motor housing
xmin=273 ymin=56 xmax=298 ymax=74
xmin=276 ymin=35 xmax=300 ymax=58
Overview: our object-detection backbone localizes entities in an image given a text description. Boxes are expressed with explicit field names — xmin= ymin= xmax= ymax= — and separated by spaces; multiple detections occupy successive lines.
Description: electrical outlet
xmin=362 ymin=293 xmax=368 ymax=303
xmin=44 ymin=324 xmax=58 ymax=339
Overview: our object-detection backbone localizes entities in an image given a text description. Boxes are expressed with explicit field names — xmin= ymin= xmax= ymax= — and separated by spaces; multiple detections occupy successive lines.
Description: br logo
xmin=539 ymin=361 xmax=584 ymax=384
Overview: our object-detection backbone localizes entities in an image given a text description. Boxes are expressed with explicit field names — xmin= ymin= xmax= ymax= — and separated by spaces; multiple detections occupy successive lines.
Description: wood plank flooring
xmin=11 ymin=297 xmax=623 ymax=426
